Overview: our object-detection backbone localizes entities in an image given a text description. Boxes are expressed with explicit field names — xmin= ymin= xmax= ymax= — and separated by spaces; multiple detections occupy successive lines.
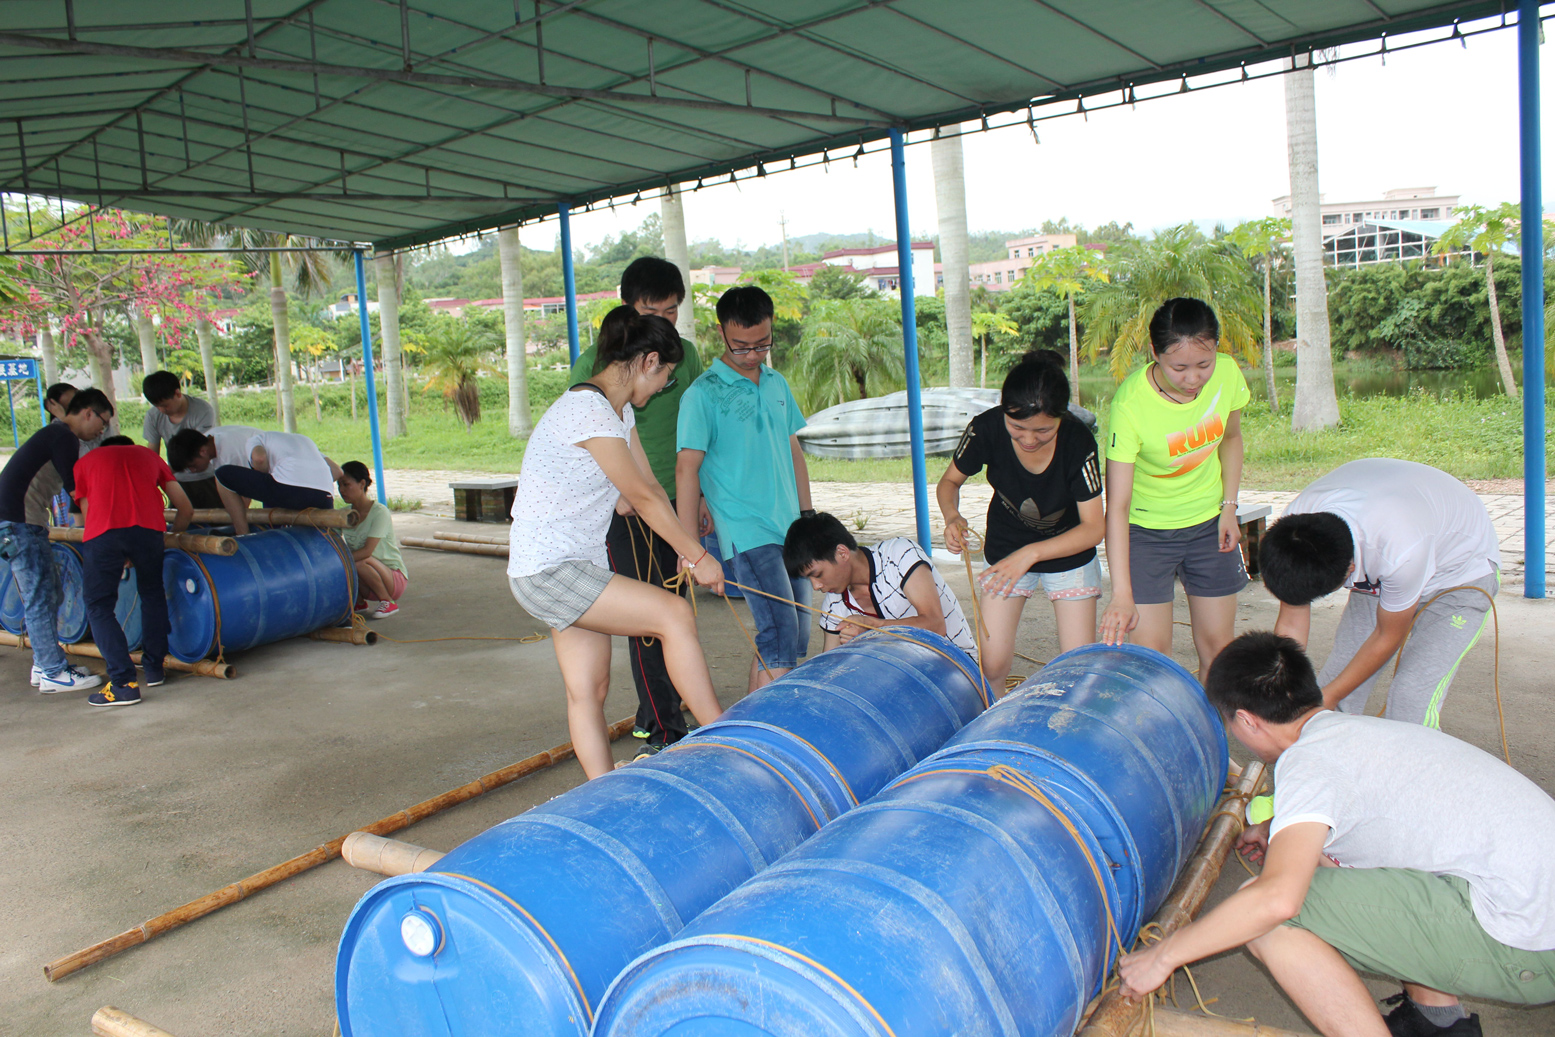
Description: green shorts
xmin=1285 ymin=867 xmax=1555 ymax=1005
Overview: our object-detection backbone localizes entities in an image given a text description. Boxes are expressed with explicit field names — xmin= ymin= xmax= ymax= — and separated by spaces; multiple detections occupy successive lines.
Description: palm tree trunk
xmin=349 ymin=363 xmax=358 ymax=421
xmin=1483 ymin=254 xmax=1519 ymax=399
xmin=195 ymin=315 xmax=221 ymax=423
xmin=37 ymin=323 xmax=58 ymax=387
xmin=312 ymin=362 xmax=323 ymax=421
xmin=1284 ymin=59 xmax=1341 ymax=431
xmin=660 ymin=186 xmax=697 ymax=341
xmin=498 ymin=225 xmax=533 ymax=437
xmin=270 ymin=253 xmax=298 ymax=432
xmin=979 ymin=334 xmax=986 ymax=388
xmin=933 ymin=133 xmax=974 ymax=387
xmin=1067 ymin=293 xmax=1080 ymax=404
xmin=1262 ymin=262 xmax=1279 ymax=413
xmin=133 ymin=305 xmax=159 ymax=377
xmin=375 ymin=251 xmax=407 ymax=438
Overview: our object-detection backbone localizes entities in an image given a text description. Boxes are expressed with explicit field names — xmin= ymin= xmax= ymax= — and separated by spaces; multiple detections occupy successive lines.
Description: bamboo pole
xmin=1078 ymin=760 xmax=1268 ymax=1037
xmin=49 ymin=526 xmax=238 ymax=556
xmin=433 ymin=531 xmax=510 ymax=546
xmin=43 ymin=716 xmax=636 ymax=982
xmin=91 ymin=1006 xmax=179 ymax=1037
xmin=166 ymin=507 xmax=360 ymax=528
xmin=308 ymin=624 xmax=377 ymax=646
xmin=342 ymin=833 xmax=445 ymax=876
xmin=403 ymin=535 xmax=507 ymax=557
xmin=1144 ymin=1009 xmax=1311 ymax=1037
xmin=0 ymin=632 xmax=234 ymax=679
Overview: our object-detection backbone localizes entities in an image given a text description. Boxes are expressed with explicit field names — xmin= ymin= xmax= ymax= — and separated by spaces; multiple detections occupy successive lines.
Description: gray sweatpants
xmin=1319 ymin=568 xmax=1499 ymax=729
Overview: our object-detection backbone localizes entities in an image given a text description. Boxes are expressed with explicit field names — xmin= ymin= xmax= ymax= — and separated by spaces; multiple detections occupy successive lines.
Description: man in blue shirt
xmin=677 ymin=286 xmax=813 ymax=691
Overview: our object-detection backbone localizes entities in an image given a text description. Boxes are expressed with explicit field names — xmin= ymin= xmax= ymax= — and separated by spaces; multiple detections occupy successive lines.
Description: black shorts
xmin=1128 ymin=516 xmax=1248 ymax=605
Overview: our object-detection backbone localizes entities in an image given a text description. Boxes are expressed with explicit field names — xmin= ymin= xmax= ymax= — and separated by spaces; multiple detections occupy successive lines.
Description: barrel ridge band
xmin=666 ymin=740 xmax=824 ymax=831
xmin=505 ymin=812 xmax=683 ymax=934
xmin=699 ymin=933 xmax=899 ymax=1037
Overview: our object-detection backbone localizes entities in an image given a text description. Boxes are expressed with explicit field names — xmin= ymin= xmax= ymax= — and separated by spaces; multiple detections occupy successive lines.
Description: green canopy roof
xmin=0 ymin=0 xmax=1508 ymax=250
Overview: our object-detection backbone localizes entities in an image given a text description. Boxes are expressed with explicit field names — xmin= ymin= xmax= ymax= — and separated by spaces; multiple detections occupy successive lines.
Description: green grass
xmin=386 ymin=496 xmax=424 ymax=512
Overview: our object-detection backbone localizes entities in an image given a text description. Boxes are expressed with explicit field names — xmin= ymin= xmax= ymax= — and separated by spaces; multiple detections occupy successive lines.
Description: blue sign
xmin=0 ymin=359 xmax=37 ymax=380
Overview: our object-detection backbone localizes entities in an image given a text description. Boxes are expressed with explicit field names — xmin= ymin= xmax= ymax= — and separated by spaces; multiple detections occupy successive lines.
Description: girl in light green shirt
xmin=338 ymin=461 xmax=408 ymax=619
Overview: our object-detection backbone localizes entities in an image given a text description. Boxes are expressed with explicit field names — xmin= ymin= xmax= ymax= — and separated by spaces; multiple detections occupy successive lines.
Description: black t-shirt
xmin=0 ymin=422 xmax=79 ymax=524
xmin=951 ymin=407 xmax=1102 ymax=571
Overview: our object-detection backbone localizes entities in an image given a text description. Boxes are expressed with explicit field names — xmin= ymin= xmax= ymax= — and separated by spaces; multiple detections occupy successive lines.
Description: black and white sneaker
xmin=1382 ymin=994 xmax=1482 ymax=1037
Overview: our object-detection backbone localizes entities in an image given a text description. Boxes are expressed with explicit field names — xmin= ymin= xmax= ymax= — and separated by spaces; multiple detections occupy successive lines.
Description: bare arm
xmin=1216 ymin=410 xmax=1245 ymax=552
xmin=936 ymin=461 xmax=971 ymax=553
xmin=1320 ymin=603 xmax=1414 ymax=709
xmin=790 ymin=435 xmax=812 ymax=512
xmin=324 ymin=457 xmax=345 ymax=483
xmin=821 ymin=631 xmax=844 ymax=653
xmin=1273 ymin=601 xmax=1312 ymax=649
xmin=216 ymin=477 xmax=251 ymax=535
xmin=675 ymin=449 xmax=706 ymax=541
xmin=1099 ymin=461 xmax=1138 ymax=646
xmin=350 ymin=537 xmax=382 ymax=563
xmin=589 ymin=437 xmax=722 ymax=592
xmin=979 ymin=496 xmax=1105 ymax=598
xmin=163 ymin=480 xmax=193 ymax=533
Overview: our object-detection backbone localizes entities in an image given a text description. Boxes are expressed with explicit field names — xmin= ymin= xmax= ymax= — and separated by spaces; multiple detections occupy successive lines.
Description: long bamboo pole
xmin=49 ymin=526 xmax=237 ymax=556
xmin=43 ymin=716 xmax=636 ymax=982
xmin=1145 ymin=1009 xmax=1311 ymax=1037
xmin=92 ymin=1006 xmax=179 ymax=1037
xmin=1078 ymin=760 xmax=1268 ymax=1037
xmin=433 ymin=531 xmax=509 ymax=546
xmin=403 ymin=535 xmax=507 ymax=557
xmin=166 ymin=508 xmax=359 ymax=528
xmin=0 ymin=632 xmax=234 ymax=678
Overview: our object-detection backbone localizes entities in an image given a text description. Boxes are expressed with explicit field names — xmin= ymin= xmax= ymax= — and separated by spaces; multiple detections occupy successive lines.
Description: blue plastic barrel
xmin=0 ymin=552 xmax=25 ymax=634
xmin=162 ymin=527 xmax=356 ymax=662
xmin=115 ymin=563 xmax=144 ymax=652
xmin=593 ymin=644 xmax=1227 ymax=1037
xmin=334 ymin=630 xmax=991 ymax=1037
xmin=52 ymin=542 xmax=89 ymax=643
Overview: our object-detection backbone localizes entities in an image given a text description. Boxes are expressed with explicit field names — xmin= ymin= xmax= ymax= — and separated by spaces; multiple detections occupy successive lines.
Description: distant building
xmin=968 ymin=233 xmax=1078 ymax=291
xmin=689 ymin=266 xmax=743 ymax=286
xmin=1271 ymin=186 xmax=1459 ymax=228
xmin=821 ymin=242 xmax=939 ymax=298
xmin=1268 ymin=188 xmax=1470 ymax=268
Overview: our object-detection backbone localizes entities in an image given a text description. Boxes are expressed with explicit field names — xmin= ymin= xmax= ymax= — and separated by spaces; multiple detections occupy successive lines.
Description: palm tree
xmin=971 ymin=309 xmax=1019 ymax=388
xmin=1023 ymin=245 xmax=1109 ymax=402
xmin=193 ymin=315 xmax=221 ymax=422
xmin=660 ymin=186 xmax=697 ymax=341
xmin=498 ymin=225 xmax=532 ymax=437
xmin=1284 ymin=56 xmax=1341 ymax=431
xmin=1434 ymin=203 xmax=1521 ymax=399
xmin=794 ymin=297 xmax=906 ymax=409
xmin=1228 ymin=217 xmax=1291 ymax=413
xmin=1080 ymin=225 xmax=1262 ymax=379
xmin=374 ymin=251 xmax=409 ymax=438
xmin=422 ymin=321 xmax=498 ymax=430
xmin=932 ymin=131 xmax=974 ymax=387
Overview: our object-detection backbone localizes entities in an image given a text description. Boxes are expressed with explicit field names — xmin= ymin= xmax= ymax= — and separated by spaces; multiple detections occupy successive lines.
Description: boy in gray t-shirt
xmin=141 ymin=371 xmax=220 ymax=507
xmin=1118 ymin=631 xmax=1555 ymax=1037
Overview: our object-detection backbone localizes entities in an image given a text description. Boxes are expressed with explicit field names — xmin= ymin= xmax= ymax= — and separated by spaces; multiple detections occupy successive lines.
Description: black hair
xmin=45 ymin=382 xmax=76 ymax=406
xmin=340 ymin=460 xmax=373 ymax=488
xmin=1260 ymin=512 xmax=1355 ymax=606
xmin=783 ymin=512 xmax=858 ymax=578
xmin=166 ymin=428 xmax=211 ymax=473
xmin=1204 ymin=631 xmax=1322 ymax=724
xmin=592 ymin=306 xmax=683 ymax=375
xmin=100 ymin=435 xmax=135 ymax=447
xmin=65 ymin=387 xmax=113 ymax=418
xmin=1148 ymin=297 xmax=1220 ymax=355
xmin=620 ymin=257 xmax=685 ymax=307
xmin=141 ymin=370 xmax=182 ymax=406
xmin=716 ymin=285 xmax=774 ymax=328
xmin=1001 ymin=349 xmax=1071 ymax=420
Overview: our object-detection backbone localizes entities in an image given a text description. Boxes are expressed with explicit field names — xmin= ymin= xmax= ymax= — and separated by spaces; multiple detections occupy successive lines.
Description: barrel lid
xmin=162 ymin=550 xmax=216 ymax=662
xmin=51 ymin=542 xmax=88 ymax=643
xmin=0 ymin=553 xmax=24 ymax=634
xmin=336 ymin=871 xmax=593 ymax=1037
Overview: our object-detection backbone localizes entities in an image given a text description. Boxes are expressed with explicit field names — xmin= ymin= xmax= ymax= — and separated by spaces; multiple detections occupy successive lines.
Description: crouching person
xmin=337 ymin=461 xmax=408 ymax=620
xmin=1119 ymin=631 xmax=1555 ymax=1037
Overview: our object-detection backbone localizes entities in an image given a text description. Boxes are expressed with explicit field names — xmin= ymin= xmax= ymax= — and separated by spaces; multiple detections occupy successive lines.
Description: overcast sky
xmin=498 ymin=18 xmax=1548 ymax=256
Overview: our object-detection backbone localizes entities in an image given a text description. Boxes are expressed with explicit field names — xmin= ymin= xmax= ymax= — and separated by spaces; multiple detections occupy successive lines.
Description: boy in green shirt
xmin=567 ymin=256 xmax=703 ymax=752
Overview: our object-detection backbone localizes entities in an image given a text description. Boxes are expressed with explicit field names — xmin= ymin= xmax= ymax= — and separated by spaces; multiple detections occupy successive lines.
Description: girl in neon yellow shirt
xmin=1100 ymin=298 xmax=1248 ymax=677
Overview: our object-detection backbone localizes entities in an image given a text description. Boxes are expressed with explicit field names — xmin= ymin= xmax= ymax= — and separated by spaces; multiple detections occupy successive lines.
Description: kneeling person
xmin=785 ymin=512 xmax=974 ymax=653
xmin=1119 ymin=631 xmax=1555 ymax=1037
xmin=211 ymin=429 xmax=340 ymax=534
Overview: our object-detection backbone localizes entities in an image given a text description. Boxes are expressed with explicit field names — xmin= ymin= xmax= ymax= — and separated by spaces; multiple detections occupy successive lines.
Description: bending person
xmin=209 ymin=429 xmax=340 ymax=534
xmin=508 ymin=307 xmax=726 ymax=779
xmin=337 ymin=461 xmax=408 ymax=620
xmin=937 ymin=350 xmax=1103 ymax=686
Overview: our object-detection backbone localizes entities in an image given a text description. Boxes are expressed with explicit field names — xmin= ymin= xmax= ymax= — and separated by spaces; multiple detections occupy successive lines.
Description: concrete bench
xmin=450 ymin=477 xmax=518 ymax=524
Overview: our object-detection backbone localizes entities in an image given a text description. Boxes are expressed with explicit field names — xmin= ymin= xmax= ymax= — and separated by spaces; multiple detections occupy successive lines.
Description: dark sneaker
xmin=1382 ymin=994 xmax=1482 ymax=1037
xmin=89 ymin=683 xmax=142 ymax=707
xmin=633 ymin=742 xmax=669 ymax=762
xmin=632 ymin=726 xmax=651 ymax=740
xmin=142 ymin=661 xmax=166 ymax=688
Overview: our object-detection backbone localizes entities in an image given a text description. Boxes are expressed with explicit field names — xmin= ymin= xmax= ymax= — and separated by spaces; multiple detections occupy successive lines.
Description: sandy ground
xmin=1 ymin=512 xmax=1552 ymax=1036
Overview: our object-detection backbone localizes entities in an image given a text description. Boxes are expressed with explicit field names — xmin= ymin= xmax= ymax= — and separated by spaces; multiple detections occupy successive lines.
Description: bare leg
xmin=549 ymin=624 xmax=615 ymax=779
xmin=1131 ymin=601 xmax=1174 ymax=655
xmin=356 ymin=559 xmax=392 ymax=601
xmin=1051 ymin=596 xmax=1098 ymax=654
xmin=1186 ymin=592 xmax=1239 ymax=678
xmin=576 ymin=576 xmax=725 ymax=727
xmin=748 ymin=657 xmax=790 ymax=692
xmin=977 ymin=591 xmax=1027 ymax=688
xmin=1246 ymin=925 xmax=1390 ymax=1037
xmin=361 ymin=557 xmax=398 ymax=602
xmin=1402 ymin=983 xmax=1462 ymax=1009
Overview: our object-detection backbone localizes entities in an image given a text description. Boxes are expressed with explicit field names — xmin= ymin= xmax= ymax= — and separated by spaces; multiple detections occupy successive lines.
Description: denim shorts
xmin=728 ymin=542 xmax=812 ymax=670
xmin=982 ymin=556 xmax=1103 ymax=601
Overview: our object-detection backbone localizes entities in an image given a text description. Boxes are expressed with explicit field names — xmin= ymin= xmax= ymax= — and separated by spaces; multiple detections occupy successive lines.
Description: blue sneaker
xmin=88 ymin=683 xmax=142 ymax=707
xmin=142 ymin=661 xmax=166 ymax=688
xmin=39 ymin=664 xmax=104 ymax=694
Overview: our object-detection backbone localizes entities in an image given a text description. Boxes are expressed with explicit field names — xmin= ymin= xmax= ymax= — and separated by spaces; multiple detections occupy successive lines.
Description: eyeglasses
xmin=657 ymin=377 xmax=678 ymax=393
xmin=728 ymin=343 xmax=773 ymax=356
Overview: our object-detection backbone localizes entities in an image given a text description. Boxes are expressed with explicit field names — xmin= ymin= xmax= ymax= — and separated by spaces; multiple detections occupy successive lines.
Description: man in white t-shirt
xmin=1119 ymin=631 xmax=1555 ymax=1037
xmin=169 ymin=427 xmax=339 ymax=534
xmin=1261 ymin=459 xmax=1500 ymax=729
xmin=783 ymin=512 xmax=974 ymax=653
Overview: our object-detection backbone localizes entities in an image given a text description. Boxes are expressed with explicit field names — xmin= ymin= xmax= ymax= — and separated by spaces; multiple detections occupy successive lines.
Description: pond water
xmin=1072 ymin=360 xmax=1551 ymax=405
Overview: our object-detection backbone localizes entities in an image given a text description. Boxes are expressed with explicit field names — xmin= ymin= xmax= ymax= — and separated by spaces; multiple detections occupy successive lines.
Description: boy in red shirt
xmin=72 ymin=436 xmax=193 ymax=706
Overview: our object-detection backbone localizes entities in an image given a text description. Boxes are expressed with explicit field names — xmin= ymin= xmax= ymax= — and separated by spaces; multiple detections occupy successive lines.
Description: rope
xmin=956 ymin=524 xmax=991 ymax=669
xmin=1371 ymin=583 xmax=1508 ymax=763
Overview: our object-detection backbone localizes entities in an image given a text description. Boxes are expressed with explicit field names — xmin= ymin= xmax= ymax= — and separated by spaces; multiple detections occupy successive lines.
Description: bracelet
xmin=692 ymin=549 xmax=709 ymax=567
xmin=1221 ymin=500 xmax=1239 ymax=509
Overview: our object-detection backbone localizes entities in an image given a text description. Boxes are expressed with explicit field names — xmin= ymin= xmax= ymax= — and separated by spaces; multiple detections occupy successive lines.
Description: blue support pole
xmin=1520 ymin=0 xmax=1546 ymax=599
xmin=354 ymin=250 xmax=388 ymax=505
xmin=889 ymin=128 xmax=932 ymax=553
xmin=559 ymin=203 xmax=581 ymax=365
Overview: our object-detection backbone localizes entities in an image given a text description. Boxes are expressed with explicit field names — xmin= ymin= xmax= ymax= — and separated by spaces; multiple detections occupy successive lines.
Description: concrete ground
xmin=2 ymin=509 xmax=1552 ymax=1036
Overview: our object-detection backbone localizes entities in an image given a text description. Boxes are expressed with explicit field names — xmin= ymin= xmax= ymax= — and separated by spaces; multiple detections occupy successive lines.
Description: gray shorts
xmin=508 ymin=560 xmax=614 ymax=631
xmin=1129 ymin=516 xmax=1248 ymax=605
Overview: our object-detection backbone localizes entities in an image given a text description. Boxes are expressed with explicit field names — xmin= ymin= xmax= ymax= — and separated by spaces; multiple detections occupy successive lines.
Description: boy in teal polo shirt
xmin=570 ymin=257 xmax=705 ymax=751
xmin=677 ymin=285 xmax=813 ymax=692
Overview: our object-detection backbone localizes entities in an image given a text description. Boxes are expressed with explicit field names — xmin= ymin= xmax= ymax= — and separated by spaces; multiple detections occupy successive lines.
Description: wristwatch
xmin=800 ymin=509 xmax=817 ymax=519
